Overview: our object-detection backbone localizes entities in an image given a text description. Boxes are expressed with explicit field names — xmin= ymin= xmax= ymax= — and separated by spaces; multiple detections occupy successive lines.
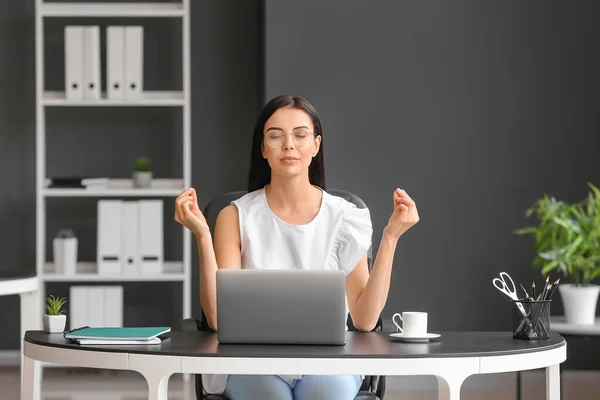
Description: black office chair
xmin=180 ymin=189 xmax=387 ymax=400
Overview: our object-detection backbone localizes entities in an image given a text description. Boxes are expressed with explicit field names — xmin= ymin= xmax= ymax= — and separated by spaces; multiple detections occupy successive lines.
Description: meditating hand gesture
xmin=174 ymin=188 xmax=210 ymax=237
xmin=384 ymin=188 xmax=419 ymax=240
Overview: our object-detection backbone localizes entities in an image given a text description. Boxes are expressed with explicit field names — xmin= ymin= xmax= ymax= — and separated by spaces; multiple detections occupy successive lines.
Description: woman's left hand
xmin=384 ymin=188 xmax=420 ymax=240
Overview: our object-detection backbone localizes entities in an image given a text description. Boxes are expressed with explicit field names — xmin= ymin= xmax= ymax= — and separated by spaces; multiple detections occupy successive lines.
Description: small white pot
xmin=132 ymin=171 xmax=153 ymax=188
xmin=558 ymin=284 xmax=600 ymax=325
xmin=43 ymin=314 xmax=67 ymax=333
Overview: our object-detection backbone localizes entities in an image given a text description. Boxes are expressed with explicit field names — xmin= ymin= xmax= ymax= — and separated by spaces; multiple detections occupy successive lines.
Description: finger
xmin=394 ymin=193 xmax=409 ymax=207
xmin=176 ymin=188 xmax=194 ymax=200
xmin=183 ymin=199 xmax=195 ymax=218
xmin=395 ymin=188 xmax=415 ymax=206
xmin=396 ymin=188 xmax=415 ymax=202
xmin=178 ymin=198 xmax=191 ymax=219
xmin=175 ymin=195 xmax=194 ymax=209
xmin=175 ymin=194 xmax=190 ymax=207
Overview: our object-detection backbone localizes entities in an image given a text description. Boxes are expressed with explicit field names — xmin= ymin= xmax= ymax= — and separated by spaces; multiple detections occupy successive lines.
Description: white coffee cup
xmin=392 ymin=312 xmax=428 ymax=337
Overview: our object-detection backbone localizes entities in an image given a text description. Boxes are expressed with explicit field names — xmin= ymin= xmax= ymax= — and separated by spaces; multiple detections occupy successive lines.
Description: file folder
xmin=87 ymin=287 xmax=105 ymax=327
xmin=97 ymin=200 xmax=122 ymax=276
xmin=106 ymin=26 xmax=125 ymax=100
xmin=71 ymin=337 xmax=161 ymax=345
xmin=64 ymin=26 xmax=84 ymax=100
xmin=124 ymin=26 xmax=144 ymax=100
xmin=121 ymin=200 xmax=139 ymax=276
xmin=104 ymin=286 xmax=123 ymax=327
xmin=69 ymin=286 xmax=89 ymax=330
xmin=65 ymin=326 xmax=171 ymax=341
xmin=138 ymin=200 xmax=163 ymax=274
xmin=82 ymin=26 xmax=101 ymax=100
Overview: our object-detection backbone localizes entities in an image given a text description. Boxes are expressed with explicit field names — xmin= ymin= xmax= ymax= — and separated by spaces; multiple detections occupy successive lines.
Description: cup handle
xmin=392 ymin=313 xmax=403 ymax=333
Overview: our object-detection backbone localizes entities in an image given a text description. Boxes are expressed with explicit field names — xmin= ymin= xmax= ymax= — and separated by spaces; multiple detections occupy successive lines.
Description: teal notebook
xmin=64 ymin=327 xmax=171 ymax=341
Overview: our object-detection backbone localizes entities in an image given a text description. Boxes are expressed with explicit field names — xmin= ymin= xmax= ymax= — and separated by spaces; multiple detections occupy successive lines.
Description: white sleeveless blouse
xmin=202 ymin=186 xmax=373 ymax=394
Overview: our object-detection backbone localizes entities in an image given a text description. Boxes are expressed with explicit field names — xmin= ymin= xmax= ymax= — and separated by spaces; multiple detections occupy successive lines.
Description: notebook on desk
xmin=216 ymin=269 xmax=347 ymax=345
xmin=64 ymin=327 xmax=171 ymax=345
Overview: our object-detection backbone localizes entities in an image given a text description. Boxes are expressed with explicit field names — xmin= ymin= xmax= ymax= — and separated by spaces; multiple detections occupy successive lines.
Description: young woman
xmin=174 ymin=95 xmax=419 ymax=400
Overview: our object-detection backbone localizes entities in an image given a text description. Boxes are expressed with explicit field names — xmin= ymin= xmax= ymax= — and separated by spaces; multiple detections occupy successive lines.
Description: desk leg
xmin=21 ymin=355 xmax=40 ymax=400
xmin=146 ymin=374 xmax=172 ymax=400
xmin=546 ymin=364 xmax=560 ymax=400
xmin=20 ymin=290 xmax=40 ymax=399
xmin=436 ymin=375 xmax=466 ymax=400
xmin=130 ymin=355 xmax=180 ymax=400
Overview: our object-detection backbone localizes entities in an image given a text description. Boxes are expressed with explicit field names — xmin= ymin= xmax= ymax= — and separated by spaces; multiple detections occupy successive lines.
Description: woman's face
xmin=262 ymin=107 xmax=321 ymax=179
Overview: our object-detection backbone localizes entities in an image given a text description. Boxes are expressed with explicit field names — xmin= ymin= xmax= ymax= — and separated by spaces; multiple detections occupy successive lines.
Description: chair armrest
xmin=181 ymin=318 xmax=202 ymax=332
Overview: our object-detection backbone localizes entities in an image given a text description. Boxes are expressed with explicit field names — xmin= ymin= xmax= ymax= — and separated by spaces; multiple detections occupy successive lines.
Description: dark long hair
xmin=247 ymin=95 xmax=326 ymax=192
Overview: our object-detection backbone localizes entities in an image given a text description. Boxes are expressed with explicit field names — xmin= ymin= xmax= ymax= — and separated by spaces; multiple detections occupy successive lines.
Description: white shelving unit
xmin=34 ymin=0 xmax=192 ymax=330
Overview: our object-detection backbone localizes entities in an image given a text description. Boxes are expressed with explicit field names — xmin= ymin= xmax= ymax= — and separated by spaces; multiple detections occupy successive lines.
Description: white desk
xmin=23 ymin=330 xmax=566 ymax=400
xmin=0 ymin=273 xmax=40 ymax=391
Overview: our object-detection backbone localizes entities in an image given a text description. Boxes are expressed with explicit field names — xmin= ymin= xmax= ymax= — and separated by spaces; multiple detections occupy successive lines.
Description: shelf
xmin=43 ymin=178 xmax=185 ymax=197
xmin=41 ymin=2 xmax=185 ymax=18
xmin=43 ymin=91 xmax=185 ymax=107
xmin=43 ymin=261 xmax=184 ymax=282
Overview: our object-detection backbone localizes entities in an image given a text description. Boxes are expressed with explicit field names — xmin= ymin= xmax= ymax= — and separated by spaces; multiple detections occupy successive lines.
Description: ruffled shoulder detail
xmin=329 ymin=203 xmax=373 ymax=275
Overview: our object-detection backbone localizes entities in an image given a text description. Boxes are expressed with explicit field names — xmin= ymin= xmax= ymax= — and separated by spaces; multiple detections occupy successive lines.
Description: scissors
xmin=493 ymin=272 xmax=527 ymax=317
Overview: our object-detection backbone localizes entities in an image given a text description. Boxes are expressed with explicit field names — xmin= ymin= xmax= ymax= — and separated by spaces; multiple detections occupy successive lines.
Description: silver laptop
xmin=216 ymin=269 xmax=347 ymax=345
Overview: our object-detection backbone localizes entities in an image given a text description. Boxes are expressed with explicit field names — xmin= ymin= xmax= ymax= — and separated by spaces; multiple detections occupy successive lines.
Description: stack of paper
xmin=64 ymin=326 xmax=171 ymax=345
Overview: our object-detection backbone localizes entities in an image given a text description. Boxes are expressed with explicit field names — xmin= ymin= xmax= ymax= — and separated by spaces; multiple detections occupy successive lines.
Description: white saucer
xmin=388 ymin=332 xmax=441 ymax=343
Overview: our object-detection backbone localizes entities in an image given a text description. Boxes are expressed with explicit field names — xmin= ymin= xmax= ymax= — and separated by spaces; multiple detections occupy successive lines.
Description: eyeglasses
xmin=264 ymin=128 xmax=317 ymax=148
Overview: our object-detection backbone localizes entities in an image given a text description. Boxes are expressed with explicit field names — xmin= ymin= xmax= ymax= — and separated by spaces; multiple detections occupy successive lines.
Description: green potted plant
xmin=43 ymin=295 xmax=67 ymax=333
xmin=132 ymin=156 xmax=152 ymax=188
xmin=515 ymin=182 xmax=600 ymax=325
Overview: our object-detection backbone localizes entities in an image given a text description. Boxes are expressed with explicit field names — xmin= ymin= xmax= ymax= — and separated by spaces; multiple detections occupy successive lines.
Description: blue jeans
xmin=222 ymin=374 xmax=362 ymax=400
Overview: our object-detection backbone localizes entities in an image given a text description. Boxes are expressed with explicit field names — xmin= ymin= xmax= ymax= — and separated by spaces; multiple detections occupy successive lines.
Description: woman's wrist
xmin=196 ymin=230 xmax=212 ymax=245
xmin=382 ymin=227 xmax=400 ymax=245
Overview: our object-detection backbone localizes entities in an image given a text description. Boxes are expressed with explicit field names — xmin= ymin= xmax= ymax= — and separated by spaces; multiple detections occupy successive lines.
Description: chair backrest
xmin=201 ymin=188 xmax=374 ymax=331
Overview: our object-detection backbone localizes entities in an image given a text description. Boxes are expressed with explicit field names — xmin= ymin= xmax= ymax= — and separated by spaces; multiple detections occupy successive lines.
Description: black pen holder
xmin=512 ymin=300 xmax=551 ymax=340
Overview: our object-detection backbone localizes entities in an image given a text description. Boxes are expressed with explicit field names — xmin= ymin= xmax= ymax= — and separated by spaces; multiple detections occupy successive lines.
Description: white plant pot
xmin=43 ymin=314 xmax=67 ymax=333
xmin=53 ymin=237 xmax=78 ymax=275
xmin=558 ymin=284 xmax=600 ymax=325
xmin=132 ymin=171 xmax=153 ymax=188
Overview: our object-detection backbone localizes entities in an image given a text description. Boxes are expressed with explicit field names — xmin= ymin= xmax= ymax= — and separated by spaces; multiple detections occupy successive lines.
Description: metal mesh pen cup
xmin=512 ymin=300 xmax=551 ymax=340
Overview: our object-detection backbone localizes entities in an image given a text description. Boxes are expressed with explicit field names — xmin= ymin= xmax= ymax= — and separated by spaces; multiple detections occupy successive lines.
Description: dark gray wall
xmin=264 ymin=0 xmax=600 ymax=332
xmin=0 ymin=1 xmax=261 ymax=350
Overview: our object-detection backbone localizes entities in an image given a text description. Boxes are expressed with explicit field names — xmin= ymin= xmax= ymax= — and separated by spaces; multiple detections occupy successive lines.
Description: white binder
xmin=103 ymin=286 xmax=123 ymax=327
xmin=82 ymin=26 xmax=101 ymax=100
xmin=106 ymin=26 xmax=125 ymax=100
xmin=121 ymin=200 xmax=140 ymax=276
xmin=69 ymin=286 xmax=89 ymax=330
xmin=124 ymin=26 xmax=144 ymax=100
xmin=87 ymin=287 xmax=105 ymax=327
xmin=138 ymin=200 xmax=164 ymax=275
xmin=64 ymin=26 xmax=84 ymax=100
xmin=97 ymin=200 xmax=122 ymax=276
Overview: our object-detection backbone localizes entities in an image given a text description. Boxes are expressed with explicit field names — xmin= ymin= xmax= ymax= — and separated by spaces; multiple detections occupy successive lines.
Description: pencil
xmin=532 ymin=281 xmax=536 ymax=300
xmin=544 ymin=283 xmax=552 ymax=300
xmin=539 ymin=276 xmax=549 ymax=300
xmin=547 ymin=278 xmax=560 ymax=299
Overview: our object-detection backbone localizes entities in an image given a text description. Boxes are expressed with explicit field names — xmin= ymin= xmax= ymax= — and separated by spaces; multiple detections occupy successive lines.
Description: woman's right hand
xmin=174 ymin=188 xmax=210 ymax=238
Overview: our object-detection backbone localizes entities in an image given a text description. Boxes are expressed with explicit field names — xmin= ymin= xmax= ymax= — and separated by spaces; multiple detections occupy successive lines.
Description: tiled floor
xmin=4 ymin=367 xmax=600 ymax=399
